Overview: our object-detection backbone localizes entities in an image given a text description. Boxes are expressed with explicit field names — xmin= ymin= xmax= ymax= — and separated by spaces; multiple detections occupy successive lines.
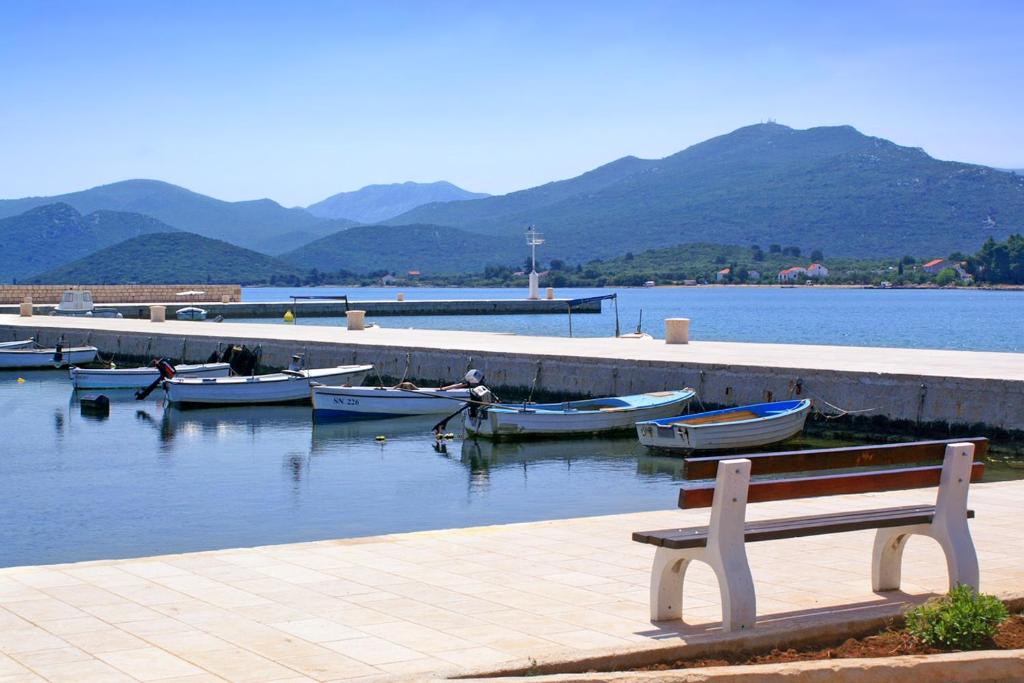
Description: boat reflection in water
xmin=455 ymin=434 xmax=687 ymax=490
xmin=144 ymin=404 xmax=312 ymax=445
xmin=310 ymin=415 xmax=441 ymax=456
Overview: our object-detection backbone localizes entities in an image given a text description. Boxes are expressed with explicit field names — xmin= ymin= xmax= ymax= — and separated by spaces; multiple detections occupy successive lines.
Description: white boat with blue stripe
xmin=312 ymin=384 xmax=472 ymax=421
xmin=636 ymin=399 xmax=812 ymax=452
xmin=464 ymin=389 xmax=695 ymax=439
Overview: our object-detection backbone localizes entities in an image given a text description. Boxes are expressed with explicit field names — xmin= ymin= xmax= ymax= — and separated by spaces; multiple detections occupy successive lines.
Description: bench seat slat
xmin=681 ymin=437 xmax=989 ymax=481
xmin=633 ymin=506 xmax=976 ymax=550
xmin=678 ymin=462 xmax=985 ymax=509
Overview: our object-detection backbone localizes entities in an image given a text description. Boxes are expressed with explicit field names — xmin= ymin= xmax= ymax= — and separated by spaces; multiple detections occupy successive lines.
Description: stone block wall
xmin=0 ymin=284 xmax=241 ymax=304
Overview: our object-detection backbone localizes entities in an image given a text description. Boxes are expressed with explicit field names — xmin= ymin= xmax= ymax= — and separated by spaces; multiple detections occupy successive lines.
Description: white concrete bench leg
xmin=871 ymin=443 xmax=980 ymax=593
xmin=649 ymin=459 xmax=756 ymax=631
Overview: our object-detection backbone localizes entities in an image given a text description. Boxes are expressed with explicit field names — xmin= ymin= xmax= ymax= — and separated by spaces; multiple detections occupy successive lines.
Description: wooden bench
xmin=633 ymin=438 xmax=987 ymax=631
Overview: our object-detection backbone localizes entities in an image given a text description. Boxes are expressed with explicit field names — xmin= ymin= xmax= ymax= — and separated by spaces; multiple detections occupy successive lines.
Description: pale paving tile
xmin=97 ymin=646 xmax=206 ymax=681
xmin=2 ymin=599 xmax=86 ymax=623
xmin=269 ymin=618 xmax=364 ymax=643
xmin=0 ymin=628 xmax=69 ymax=654
xmin=178 ymin=647 xmax=306 ymax=682
xmin=432 ymin=646 xmax=518 ymax=669
xmin=274 ymin=648 xmax=379 ymax=680
xmin=8 ymin=646 xmax=92 ymax=669
xmin=321 ymin=636 xmax=422 ymax=665
xmin=59 ymin=627 xmax=150 ymax=654
xmin=23 ymin=658 xmax=135 ymax=682
xmin=34 ymin=616 xmax=111 ymax=635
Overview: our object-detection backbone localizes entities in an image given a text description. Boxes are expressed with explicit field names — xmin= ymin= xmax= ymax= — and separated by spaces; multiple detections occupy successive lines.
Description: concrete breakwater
xmin=0 ymin=297 xmax=601 ymax=319
xmin=2 ymin=315 xmax=1023 ymax=432
xmin=0 ymin=283 xmax=241 ymax=304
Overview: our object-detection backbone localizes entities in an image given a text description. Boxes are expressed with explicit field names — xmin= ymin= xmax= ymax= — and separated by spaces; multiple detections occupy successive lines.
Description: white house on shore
xmin=777 ymin=266 xmax=808 ymax=283
xmin=807 ymin=263 xmax=829 ymax=279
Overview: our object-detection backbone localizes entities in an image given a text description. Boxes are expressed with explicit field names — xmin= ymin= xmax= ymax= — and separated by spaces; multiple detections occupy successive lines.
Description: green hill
xmin=29 ymin=231 xmax=303 ymax=285
xmin=281 ymin=223 xmax=521 ymax=275
xmin=0 ymin=179 xmax=350 ymax=251
xmin=0 ymin=203 xmax=176 ymax=282
xmin=385 ymin=123 xmax=1024 ymax=260
xmin=307 ymin=181 xmax=489 ymax=223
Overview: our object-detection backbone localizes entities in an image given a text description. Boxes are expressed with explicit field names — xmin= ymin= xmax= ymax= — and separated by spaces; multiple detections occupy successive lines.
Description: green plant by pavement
xmin=905 ymin=584 xmax=1008 ymax=650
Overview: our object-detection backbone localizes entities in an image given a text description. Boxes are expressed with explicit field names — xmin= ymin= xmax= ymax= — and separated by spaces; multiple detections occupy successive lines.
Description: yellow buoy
xmin=16 ymin=377 xmax=26 ymax=383
xmin=283 ymin=310 xmax=295 ymax=323
xmin=374 ymin=435 xmax=386 ymax=442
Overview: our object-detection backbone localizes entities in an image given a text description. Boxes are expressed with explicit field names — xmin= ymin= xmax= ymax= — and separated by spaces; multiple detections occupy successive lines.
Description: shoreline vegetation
xmin=259 ymin=235 xmax=1024 ymax=290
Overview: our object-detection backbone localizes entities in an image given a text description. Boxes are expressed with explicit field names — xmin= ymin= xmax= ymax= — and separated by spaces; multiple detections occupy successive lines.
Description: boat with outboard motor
xmin=163 ymin=358 xmax=372 ymax=406
xmin=70 ymin=361 xmax=232 ymax=389
xmin=636 ymin=399 xmax=812 ymax=451
xmin=463 ymin=388 xmax=696 ymax=439
xmin=312 ymin=369 xmax=482 ymax=421
xmin=0 ymin=341 xmax=98 ymax=369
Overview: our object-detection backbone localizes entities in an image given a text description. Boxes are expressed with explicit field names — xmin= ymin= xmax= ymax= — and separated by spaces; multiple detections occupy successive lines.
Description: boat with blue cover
xmin=463 ymin=389 xmax=695 ymax=439
xmin=636 ymin=399 xmax=812 ymax=451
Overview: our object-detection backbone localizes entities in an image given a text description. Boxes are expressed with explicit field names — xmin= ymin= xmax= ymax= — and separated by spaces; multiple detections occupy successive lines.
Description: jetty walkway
xmin=0 ymin=481 xmax=1020 ymax=681
xmin=1 ymin=315 xmax=1023 ymax=430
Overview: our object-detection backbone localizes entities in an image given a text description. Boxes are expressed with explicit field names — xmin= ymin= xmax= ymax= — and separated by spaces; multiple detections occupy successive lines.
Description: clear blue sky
xmin=2 ymin=1 xmax=1022 ymax=206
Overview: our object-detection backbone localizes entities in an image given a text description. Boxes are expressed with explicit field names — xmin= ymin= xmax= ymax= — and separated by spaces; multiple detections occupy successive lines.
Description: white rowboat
xmin=0 ymin=344 xmax=98 ymax=369
xmin=312 ymin=385 xmax=471 ymax=421
xmin=0 ymin=339 xmax=35 ymax=349
xmin=636 ymin=399 xmax=812 ymax=451
xmin=464 ymin=389 xmax=695 ymax=439
xmin=70 ymin=362 xmax=232 ymax=389
xmin=163 ymin=365 xmax=372 ymax=405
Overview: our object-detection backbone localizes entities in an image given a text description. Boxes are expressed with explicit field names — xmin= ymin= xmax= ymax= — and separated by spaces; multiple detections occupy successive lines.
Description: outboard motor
xmin=135 ymin=357 xmax=177 ymax=400
xmin=467 ymin=384 xmax=494 ymax=419
xmin=52 ymin=342 xmax=64 ymax=365
xmin=287 ymin=354 xmax=305 ymax=372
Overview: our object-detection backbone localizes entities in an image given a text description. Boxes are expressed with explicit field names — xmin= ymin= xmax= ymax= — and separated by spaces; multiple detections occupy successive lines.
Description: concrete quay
xmin=0 ymin=298 xmax=602 ymax=320
xmin=2 ymin=314 xmax=1023 ymax=431
xmin=0 ymin=480 xmax=1020 ymax=682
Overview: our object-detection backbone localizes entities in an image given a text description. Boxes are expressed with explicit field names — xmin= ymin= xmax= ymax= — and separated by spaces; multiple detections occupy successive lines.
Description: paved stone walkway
xmin=0 ymin=481 xmax=1020 ymax=682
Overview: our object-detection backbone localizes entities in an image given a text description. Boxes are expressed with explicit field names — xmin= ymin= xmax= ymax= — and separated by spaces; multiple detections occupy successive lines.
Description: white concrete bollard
xmin=19 ymin=303 xmax=32 ymax=317
xmin=221 ymin=295 xmax=230 ymax=304
xmin=665 ymin=318 xmax=690 ymax=344
xmin=397 ymin=292 xmax=405 ymax=302
xmin=347 ymin=310 xmax=366 ymax=331
xmin=546 ymin=287 xmax=554 ymax=300
xmin=150 ymin=305 xmax=166 ymax=323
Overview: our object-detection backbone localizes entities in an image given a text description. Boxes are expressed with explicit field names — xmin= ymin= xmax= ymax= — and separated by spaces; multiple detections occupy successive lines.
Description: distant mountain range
xmin=281 ymin=223 xmax=520 ymax=275
xmin=306 ymin=181 xmax=488 ymax=223
xmin=0 ymin=203 xmax=175 ymax=282
xmin=4 ymin=123 xmax=1024 ymax=281
xmin=30 ymin=231 xmax=302 ymax=285
xmin=386 ymin=123 xmax=1024 ymax=260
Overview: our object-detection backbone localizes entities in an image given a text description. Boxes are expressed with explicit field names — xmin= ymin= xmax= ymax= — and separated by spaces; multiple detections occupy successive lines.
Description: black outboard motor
xmin=135 ymin=357 xmax=177 ymax=400
xmin=52 ymin=342 xmax=64 ymax=366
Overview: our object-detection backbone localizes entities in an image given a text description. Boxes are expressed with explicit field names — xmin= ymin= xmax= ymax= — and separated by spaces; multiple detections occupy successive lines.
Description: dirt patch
xmin=638 ymin=615 xmax=1024 ymax=670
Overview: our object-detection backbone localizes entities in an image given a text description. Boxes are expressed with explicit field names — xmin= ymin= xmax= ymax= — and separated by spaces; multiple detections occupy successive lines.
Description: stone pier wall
xmin=4 ymin=323 xmax=1023 ymax=432
xmin=0 ymin=284 xmax=241 ymax=304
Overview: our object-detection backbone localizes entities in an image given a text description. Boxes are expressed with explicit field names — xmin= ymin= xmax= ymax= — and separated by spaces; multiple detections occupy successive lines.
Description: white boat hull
xmin=312 ymin=386 xmax=470 ymax=420
xmin=0 ymin=339 xmax=35 ymax=349
xmin=0 ymin=346 xmax=98 ymax=369
xmin=465 ymin=392 xmax=693 ymax=439
xmin=70 ymin=362 xmax=232 ymax=389
xmin=637 ymin=403 xmax=811 ymax=451
xmin=164 ymin=365 xmax=372 ymax=405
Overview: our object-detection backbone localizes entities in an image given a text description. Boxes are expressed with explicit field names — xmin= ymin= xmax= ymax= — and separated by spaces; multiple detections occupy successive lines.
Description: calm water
xmin=0 ymin=369 xmax=699 ymax=568
xmin=242 ymin=286 xmax=1024 ymax=352
xmin=4 ymin=370 xmax=1021 ymax=568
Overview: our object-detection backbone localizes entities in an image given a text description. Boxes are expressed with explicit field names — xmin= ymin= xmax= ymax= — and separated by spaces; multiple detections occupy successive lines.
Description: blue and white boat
xmin=464 ymin=389 xmax=695 ymax=439
xmin=312 ymin=384 xmax=471 ymax=421
xmin=636 ymin=399 xmax=812 ymax=451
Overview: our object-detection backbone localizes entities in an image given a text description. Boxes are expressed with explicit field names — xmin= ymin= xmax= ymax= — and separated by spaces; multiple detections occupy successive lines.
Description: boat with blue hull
xmin=636 ymin=399 xmax=812 ymax=452
xmin=464 ymin=389 xmax=695 ymax=439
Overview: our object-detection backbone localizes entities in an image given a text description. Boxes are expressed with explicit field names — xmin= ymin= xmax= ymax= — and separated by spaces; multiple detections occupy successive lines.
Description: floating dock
xmin=2 ymin=315 xmax=1023 ymax=431
xmin=0 ymin=297 xmax=602 ymax=319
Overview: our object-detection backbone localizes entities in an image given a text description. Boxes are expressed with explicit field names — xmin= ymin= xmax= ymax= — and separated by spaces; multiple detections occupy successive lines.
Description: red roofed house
xmin=807 ymin=263 xmax=829 ymax=279
xmin=922 ymin=258 xmax=951 ymax=274
xmin=716 ymin=267 xmax=731 ymax=282
xmin=777 ymin=266 xmax=807 ymax=283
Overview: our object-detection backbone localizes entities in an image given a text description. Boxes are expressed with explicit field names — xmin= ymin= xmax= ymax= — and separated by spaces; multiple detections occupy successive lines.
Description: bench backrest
xmin=679 ymin=438 xmax=986 ymax=510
